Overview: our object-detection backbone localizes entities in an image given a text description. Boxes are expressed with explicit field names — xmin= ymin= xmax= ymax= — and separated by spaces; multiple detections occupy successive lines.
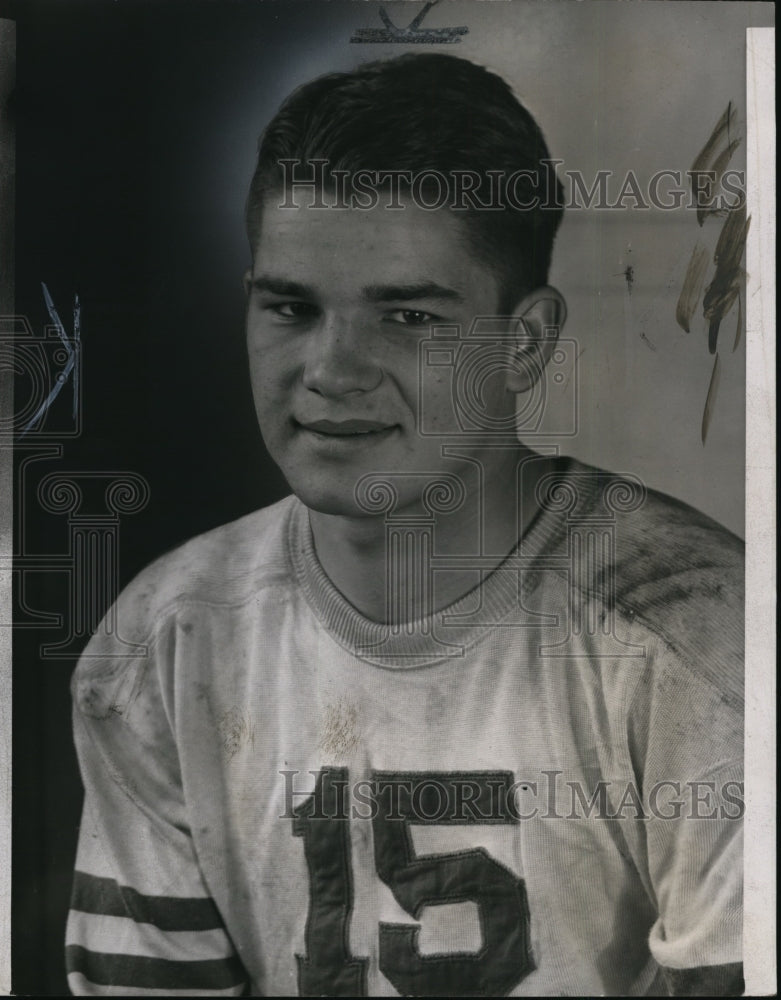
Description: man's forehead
xmin=251 ymin=196 xmax=493 ymax=293
xmin=256 ymin=191 xmax=465 ymax=238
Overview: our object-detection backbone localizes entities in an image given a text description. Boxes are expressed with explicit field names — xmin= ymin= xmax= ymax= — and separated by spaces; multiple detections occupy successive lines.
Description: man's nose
xmin=302 ymin=314 xmax=382 ymax=397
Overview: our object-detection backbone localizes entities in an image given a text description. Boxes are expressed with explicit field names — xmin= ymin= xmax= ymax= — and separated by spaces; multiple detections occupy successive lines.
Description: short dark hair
xmin=246 ymin=53 xmax=564 ymax=309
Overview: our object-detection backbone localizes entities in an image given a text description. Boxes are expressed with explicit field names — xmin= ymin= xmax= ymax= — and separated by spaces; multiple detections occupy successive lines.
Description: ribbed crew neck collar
xmin=288 ymin=456 xmax=601 ymax=669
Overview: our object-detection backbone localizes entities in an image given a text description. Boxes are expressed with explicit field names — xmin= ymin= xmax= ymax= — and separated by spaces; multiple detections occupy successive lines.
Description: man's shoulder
xmin=114 ymin=494 xmax=301 ymax=632
xmin=609 ymin=475 xmax=743 ymax=609
xmin=72 ymin=496 xmax=302 ymax=716
xmin=561 ymin=458 xmax=743 ymax=585
xmin=567 ymin=459 xmax=744 ymax=697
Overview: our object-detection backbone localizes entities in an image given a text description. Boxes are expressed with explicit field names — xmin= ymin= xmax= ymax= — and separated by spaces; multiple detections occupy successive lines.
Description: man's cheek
xmin=416 ymin=382 xmax=455 ymax=434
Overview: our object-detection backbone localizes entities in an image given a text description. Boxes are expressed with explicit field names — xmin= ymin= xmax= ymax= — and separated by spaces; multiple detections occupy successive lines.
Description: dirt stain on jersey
xmin=218 ymin=706 xmax=256 ymax=760
xmin=319 ymin=700 xmax=361 ymax=758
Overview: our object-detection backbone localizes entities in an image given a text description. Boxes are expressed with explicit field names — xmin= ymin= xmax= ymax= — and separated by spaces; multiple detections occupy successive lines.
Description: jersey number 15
xmin=292 ymin=767 xmax=534 ymax=997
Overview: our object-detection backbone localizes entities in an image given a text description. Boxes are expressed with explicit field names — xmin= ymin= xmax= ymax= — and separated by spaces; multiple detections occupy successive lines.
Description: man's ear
xmin=505 ymin=286 xmax=567 ymax=393
xmin=242 ymin=269 xmax=252 ymax=297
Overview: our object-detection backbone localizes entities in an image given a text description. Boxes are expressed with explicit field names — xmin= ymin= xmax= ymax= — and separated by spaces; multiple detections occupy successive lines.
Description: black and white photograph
xmin=0 ymin=1 xmax=775 ymax=995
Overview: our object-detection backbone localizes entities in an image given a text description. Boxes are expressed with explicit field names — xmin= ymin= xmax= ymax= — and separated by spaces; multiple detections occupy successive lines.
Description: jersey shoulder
xmin=581 ymin=464 xmax=744 ymax=700
xmin=75 ymin=494 xmax=300 ymax=665
xmin=129 ymin=493 xmax=298 ymax=612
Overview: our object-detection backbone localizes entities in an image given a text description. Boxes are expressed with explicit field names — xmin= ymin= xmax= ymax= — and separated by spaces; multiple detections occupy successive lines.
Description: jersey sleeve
xmin=628 ymin=634 xmax=744 ymax=996
xmin=610 ymin=499 xmax=746 ymax=997
xmin=66 ymin=618 xmax=249 ymax=997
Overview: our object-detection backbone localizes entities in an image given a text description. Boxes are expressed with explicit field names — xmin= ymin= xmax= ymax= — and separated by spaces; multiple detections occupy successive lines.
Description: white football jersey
xmin=66 ymin=459 xmax=744 ymax=996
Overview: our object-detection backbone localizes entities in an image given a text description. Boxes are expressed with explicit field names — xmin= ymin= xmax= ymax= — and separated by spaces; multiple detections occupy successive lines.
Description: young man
xmin=65 ymin=55 xmax=744 ymax=996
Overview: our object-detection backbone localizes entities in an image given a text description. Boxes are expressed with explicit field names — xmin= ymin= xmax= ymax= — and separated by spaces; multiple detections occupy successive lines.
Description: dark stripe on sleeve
xmin=66 ymin=945 xmax=246 ymax=991
xmin=70 ymin=871 xmax=224 ymax=931
xmin=662 ymin=962 xmax=744 ymax=997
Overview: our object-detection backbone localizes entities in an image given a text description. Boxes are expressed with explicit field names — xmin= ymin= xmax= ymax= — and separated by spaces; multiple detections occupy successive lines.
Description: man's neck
xmin=308 ymin=449 xmax=556 ymax=623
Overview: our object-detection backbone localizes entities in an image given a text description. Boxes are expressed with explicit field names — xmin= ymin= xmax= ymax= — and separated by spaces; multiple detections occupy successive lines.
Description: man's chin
xmin=286 ymin=481 xmax=375 ymax=519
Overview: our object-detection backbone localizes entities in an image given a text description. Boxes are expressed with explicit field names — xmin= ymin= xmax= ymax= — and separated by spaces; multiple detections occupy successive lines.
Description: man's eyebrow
xmin=250 ymin=276 xmax=318 ymax=298
xmin=250 ymin=277 xmax=464 ymax=304
xmin=362 ymin=282 xmax=464 ymax=303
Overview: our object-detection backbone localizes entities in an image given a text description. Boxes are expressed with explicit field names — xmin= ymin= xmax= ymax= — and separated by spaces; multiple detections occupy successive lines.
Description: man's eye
xmin=387 ymin=309 xmax=438 ymax=327
xmin=267 ymin=302 xmax=319 ymax=319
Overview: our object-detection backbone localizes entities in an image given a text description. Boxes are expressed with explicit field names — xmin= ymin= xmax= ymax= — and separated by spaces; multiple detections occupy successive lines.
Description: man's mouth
xmin=297 ymin=418 xmax=396 ymax=437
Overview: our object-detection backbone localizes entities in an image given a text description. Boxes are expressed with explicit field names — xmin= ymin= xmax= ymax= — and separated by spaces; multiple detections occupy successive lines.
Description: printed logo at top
xmin=350 ymin=1 xmax=468 ymax=44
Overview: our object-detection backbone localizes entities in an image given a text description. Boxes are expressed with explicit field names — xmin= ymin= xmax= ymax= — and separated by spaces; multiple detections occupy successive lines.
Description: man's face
xmin=246 ymin=195 xmax=518 ymax=516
